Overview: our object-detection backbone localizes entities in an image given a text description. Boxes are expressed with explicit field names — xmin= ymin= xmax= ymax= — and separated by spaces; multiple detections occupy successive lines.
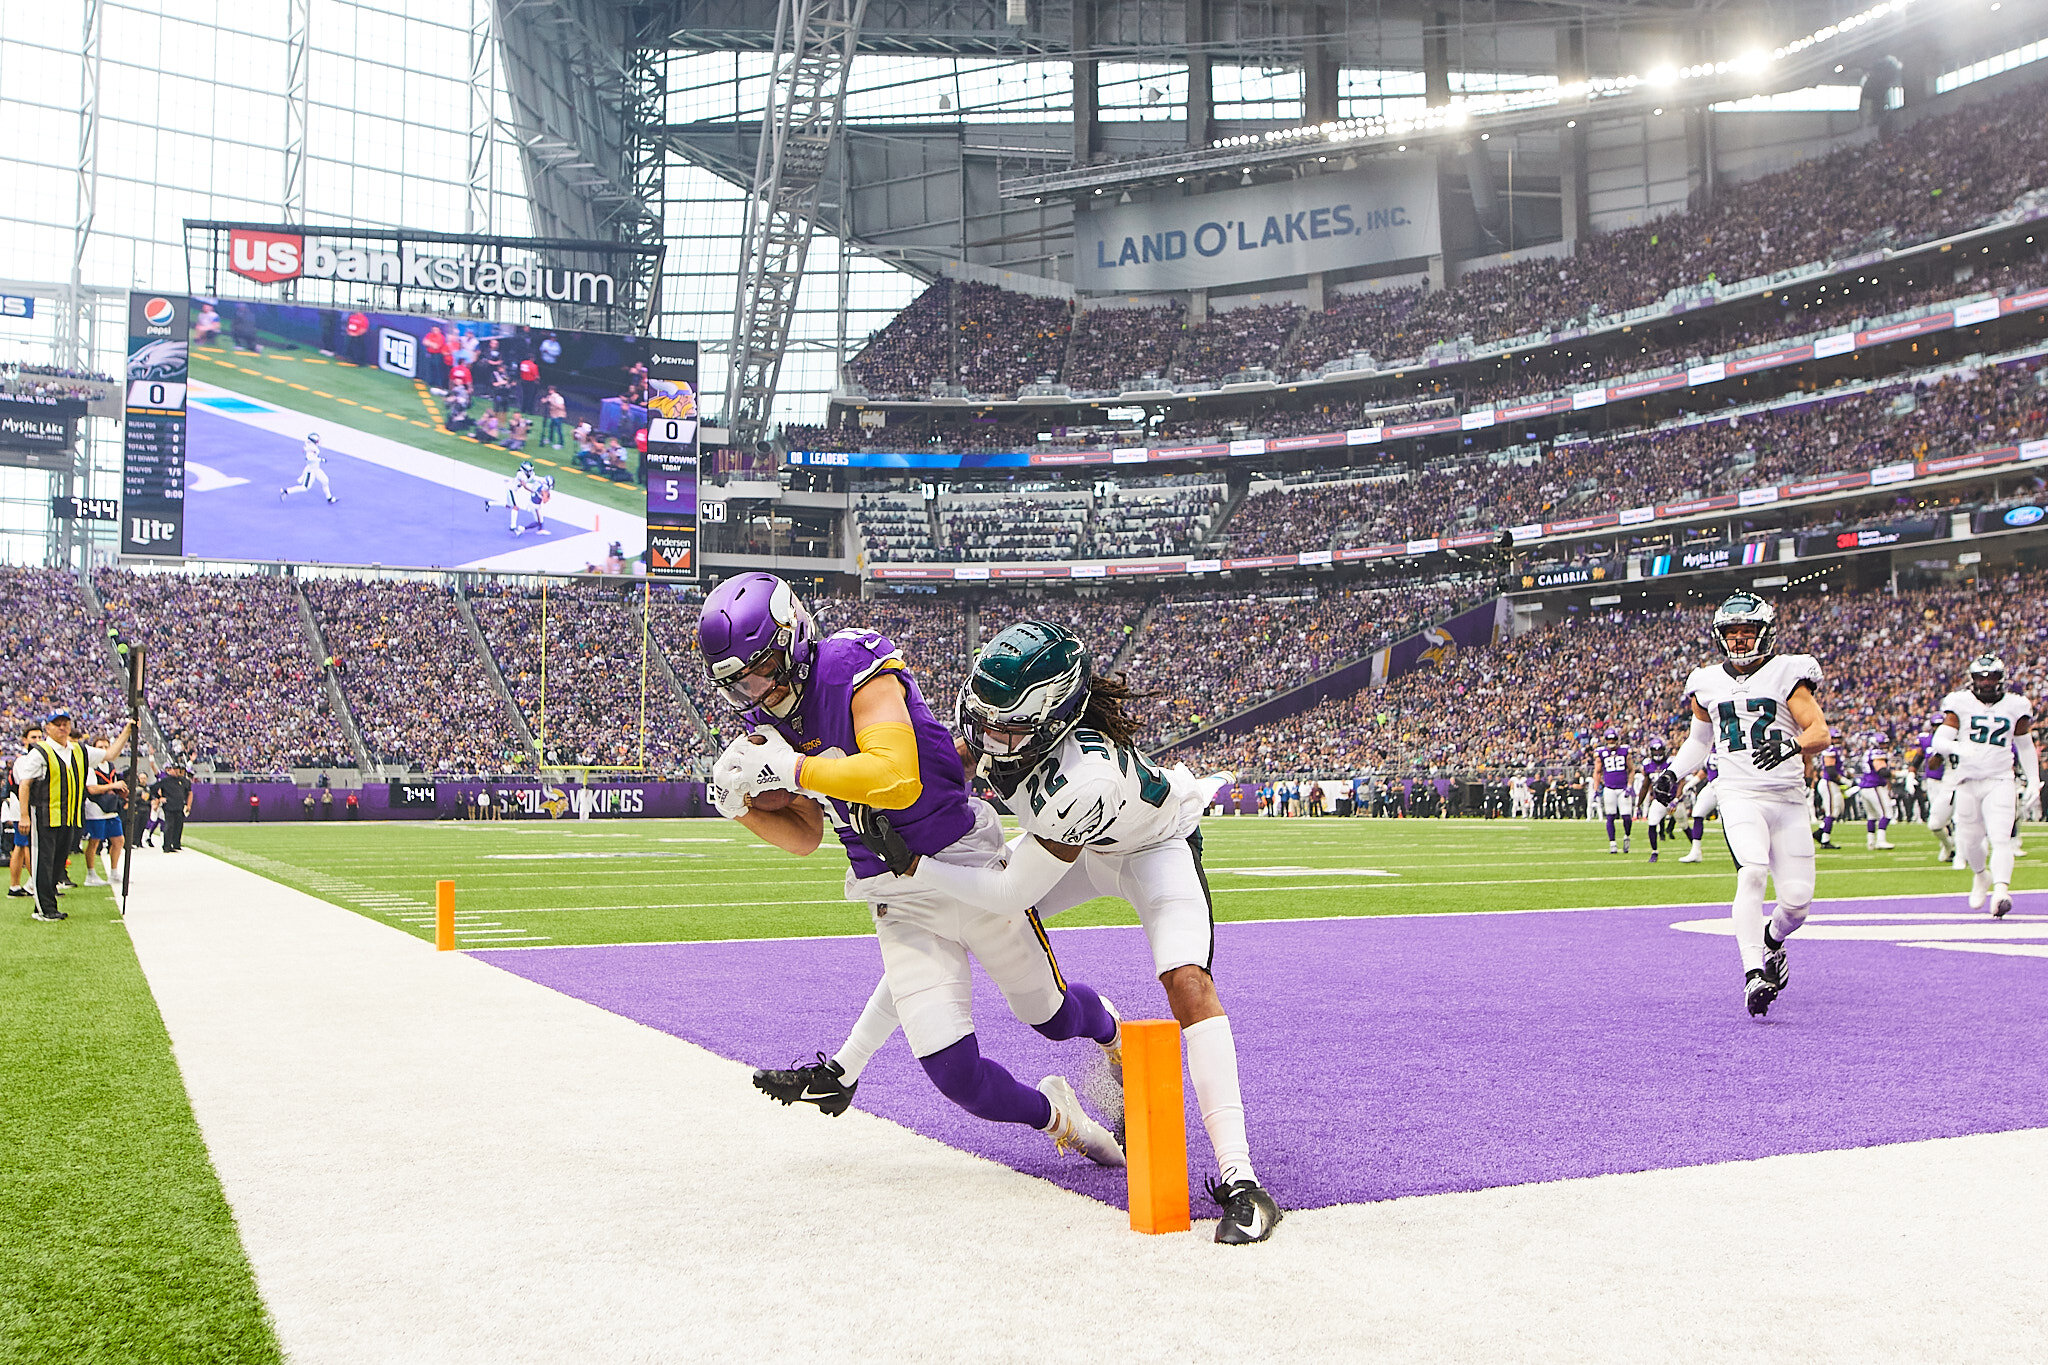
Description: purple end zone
xmin=474 ymin=895 xmax=2048 ymax=1213
xmin=185 ymin=405 xmax=594 ymax=568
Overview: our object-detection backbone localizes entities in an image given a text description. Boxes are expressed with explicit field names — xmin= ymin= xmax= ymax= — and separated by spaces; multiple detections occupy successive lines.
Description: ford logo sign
xmin=2002 ymin=505 xmax=2045 ymax=527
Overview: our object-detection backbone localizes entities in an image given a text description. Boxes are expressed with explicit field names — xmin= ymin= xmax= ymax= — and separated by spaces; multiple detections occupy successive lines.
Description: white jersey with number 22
xmin=1683 ymin=653 xmax=1823 ymax=801
xmin=1007 ymin=726 xmax=1206 ymax=853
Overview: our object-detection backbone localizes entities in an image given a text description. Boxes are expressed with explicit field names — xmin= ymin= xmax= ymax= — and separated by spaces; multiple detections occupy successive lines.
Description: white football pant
xmin=1952 ymin=774 xmax=2019 ymax=887
xmin=1719 ymin=792 xmax=1817 ymax=974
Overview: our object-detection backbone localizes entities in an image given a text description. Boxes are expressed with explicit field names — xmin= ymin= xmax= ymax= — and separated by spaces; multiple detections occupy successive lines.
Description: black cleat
xmin=31 ymin=906 xmax=66 ymax=921
xmin=753 ymin=1052 xmax=857 ymax=1116
xmin=1992 ymin=891 xmax=2014 ymax=919
xmin=5 ymin=886 xmax=27 ymax=898
xmin=1207 ymin=1178 xmax=1282 ymax=1245
xmin=1745 ymin=969 xmax=1779 ymax=1018
xmin=1761 ymin=943 xmax=1790 ymax=995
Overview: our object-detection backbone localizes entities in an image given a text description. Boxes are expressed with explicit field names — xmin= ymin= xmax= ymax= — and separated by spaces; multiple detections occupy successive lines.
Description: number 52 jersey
xmin=1683 ymin=653 xmax=1823 ymax=800
xmin=1939 ymin=687 xmax=2034 ymax=782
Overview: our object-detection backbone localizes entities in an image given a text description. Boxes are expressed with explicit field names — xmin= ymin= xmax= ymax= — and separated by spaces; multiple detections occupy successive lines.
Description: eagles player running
xmin=1666 ymin=594 xmax=1832 ymax=1018
xmin=1934 ymin=655 xmax=2039 ymax=919
xmin=280 ymin=432 xmax=336 ymax=502
xmin=800 ymin=622 xmax=1281 ymax=1244
xmin=699 ymin=575 xmax=1127 ymax=1168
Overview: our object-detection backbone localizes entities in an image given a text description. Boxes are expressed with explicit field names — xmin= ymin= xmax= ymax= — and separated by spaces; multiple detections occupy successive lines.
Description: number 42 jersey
xmin=1939 ymin=687 xmax=2034 ymax=782
xmin=1683 ymin=653 xmax=1823 ymax=801
xmin=1007 ymin=725 xmax=1208 ymax=853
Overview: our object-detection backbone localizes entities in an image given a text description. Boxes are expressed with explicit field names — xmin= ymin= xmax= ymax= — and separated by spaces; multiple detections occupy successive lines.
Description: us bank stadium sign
xmin=183 ymin=220 xmax=664 ymax=326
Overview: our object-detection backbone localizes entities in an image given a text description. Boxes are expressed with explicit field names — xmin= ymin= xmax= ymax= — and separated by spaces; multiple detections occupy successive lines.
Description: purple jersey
xmin=748 ymin=628 xmax=974 ymax=878
xmin=1820 ymin=745 xmax=1844 ymax=781
xmin=1596 ymin=745 xmax=1631 ymax=790
xmin=1858 ymin=748 xmax=1888 ymax=789
xmin=1917 ymin=732 xmax=1945 ymax=780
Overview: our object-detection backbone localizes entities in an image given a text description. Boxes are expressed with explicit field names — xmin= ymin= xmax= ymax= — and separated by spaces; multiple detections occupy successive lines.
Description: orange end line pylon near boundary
xmin=436 ymin=880 xmax=456 ymax=951
xmin=1122 ymin=1019 xmax=1190 ymax=1234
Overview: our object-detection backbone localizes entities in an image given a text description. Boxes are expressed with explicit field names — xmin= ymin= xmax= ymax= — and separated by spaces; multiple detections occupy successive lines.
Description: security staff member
xmin=14 ymin=711 xmax=132 ymax=921
xmin=156 ymin=760 xmax=193 ymax=852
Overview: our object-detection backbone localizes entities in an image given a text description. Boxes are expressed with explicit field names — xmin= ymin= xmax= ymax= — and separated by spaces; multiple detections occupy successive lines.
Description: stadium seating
xmin=466 ymin=581 xmax=701 ymax=776
xmin=94 ymin=570 xmax=348 ymax=775
xmin=853 ymin=492 xmax=938 ymax=563
xmin=936 ymin=489 xmax=1091 ymax=562
xmin=304 ymin=578 xmax=525 ymax=774
xmin=1174 ymin=303 xmax=1303 ymax=383
xmin=1090 ymin=482 xmax=1227 ymax=559
xmin=0 ymin=566 xmax=127 ymax=747
xmin=1173 ymin=570 xmax=2048 ymax=781
xmin=1065 ymin=301 xmax=1184 ymax=393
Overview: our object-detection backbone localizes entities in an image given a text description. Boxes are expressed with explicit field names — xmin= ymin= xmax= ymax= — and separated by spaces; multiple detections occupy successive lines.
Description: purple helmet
xmin=1648 ymin=736 xmax=1668 ymax=754
xmin=1603 ymin=726 xmax=1619 ymax=743
xmin=696 ymin=572 xmax=817 ymax=719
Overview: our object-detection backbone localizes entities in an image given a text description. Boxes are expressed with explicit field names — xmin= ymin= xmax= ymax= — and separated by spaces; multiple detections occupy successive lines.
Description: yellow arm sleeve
xmin=797 ymin=722 xmax=924 ymax=810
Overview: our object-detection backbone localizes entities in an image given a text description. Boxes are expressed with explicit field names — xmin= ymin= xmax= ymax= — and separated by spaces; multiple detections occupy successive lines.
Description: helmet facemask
xmin=1712 ymin=593 xmax=1778 ymax=669
xmin=1969 ymin=655 xmax=2006 ymax=704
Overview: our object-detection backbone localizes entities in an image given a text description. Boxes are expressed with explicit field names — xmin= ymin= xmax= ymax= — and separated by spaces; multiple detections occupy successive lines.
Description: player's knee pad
xmin=1774 ymin=876 xmax=1815 ymax=918
xmin=1735 ymin=864 xmax=1770 ymax=904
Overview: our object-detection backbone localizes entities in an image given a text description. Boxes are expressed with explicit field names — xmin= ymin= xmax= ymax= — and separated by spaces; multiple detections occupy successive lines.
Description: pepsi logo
xmin=142 ymin=297 xmax=175 ymax=326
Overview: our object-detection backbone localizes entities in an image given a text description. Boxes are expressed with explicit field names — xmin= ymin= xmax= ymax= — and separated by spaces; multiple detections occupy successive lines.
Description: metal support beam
xmin=66 ymin=0 xmax=102 ymax=372
xmin=469 ymin=0 xmax=499 ymax=237
xmin=283 ymin=0 xmax=310 ymax=223
xmin=725 ymin=0 xmax=869 ymax=446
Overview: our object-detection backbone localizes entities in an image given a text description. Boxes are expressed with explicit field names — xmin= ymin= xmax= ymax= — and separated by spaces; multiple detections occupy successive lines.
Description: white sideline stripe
xmin=119 ymin=850 xmax=2048 ymax=1363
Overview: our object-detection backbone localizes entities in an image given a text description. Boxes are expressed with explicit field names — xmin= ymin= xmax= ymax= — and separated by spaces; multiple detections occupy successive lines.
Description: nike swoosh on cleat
xmin=1236 ymin=1207 xmax=1266 ymax=1240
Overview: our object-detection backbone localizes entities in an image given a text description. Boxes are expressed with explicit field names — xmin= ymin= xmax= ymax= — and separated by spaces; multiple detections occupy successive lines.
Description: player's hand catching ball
xmin=713 ymin=728 xmax=804 ymax=802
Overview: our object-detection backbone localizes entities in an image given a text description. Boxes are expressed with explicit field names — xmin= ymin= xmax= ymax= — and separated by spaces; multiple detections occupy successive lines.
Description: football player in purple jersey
xmin=1908 ymin=716 xmax=1957 ymax=862
xmin=1814 ymin=728 xmax=1847 ymax=849
xmin=699 ymin=573 xmax=1126 ymax=1168
xmin=1590 ymin=726 xmax=1636 ymax=853
xmin=1857 ymin=733 xmax=1897 ymax=850
xmin=1634 ymin=736 xmax=1676 ymax=863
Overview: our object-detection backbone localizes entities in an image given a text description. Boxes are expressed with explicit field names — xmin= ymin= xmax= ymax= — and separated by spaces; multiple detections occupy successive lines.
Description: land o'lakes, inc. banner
xmin=1073 ymin=157 xmax=1440 ymax=293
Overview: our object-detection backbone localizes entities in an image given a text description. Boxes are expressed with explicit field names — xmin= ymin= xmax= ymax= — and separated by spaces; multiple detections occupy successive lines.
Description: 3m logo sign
xmin=229 ymin=229 xmax=303 ymax=283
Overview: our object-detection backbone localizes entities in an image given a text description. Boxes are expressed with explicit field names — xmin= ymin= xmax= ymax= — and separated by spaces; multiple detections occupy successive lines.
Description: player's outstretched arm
xmin=903 ymin=831 xmax=1079 ymax=914
xmin=2016 ymin=716 xmax=2041 ymax=801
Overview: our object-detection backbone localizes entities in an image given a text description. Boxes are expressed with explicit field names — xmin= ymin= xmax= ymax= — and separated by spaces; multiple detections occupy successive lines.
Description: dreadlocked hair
xmin=1079 ymin=674 xmax=1153 ymax=749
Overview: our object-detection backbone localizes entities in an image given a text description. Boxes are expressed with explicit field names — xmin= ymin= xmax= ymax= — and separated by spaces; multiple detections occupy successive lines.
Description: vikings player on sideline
xmin=1815 ymin=728 xmax=1847 ymax=849
xmin=1634 ymin=737 xmax=1676 ymax=863
xmin=1666 ymin=593 xmax=1833 ymax=1018
xmin=698 ymin=574 xmax=1126 ymax=1167
xmin=1591 ymin=727 xmax=1635 ymax=854
xmin=1857 ymin=733 xmax=1898 ymax=850
xmin=776 ymin=622 xmax=1283 ymax=1245
xmin=1935 ymin=655 xmax=2039 ymax=919
xmin=1910 ymin=717 xmax=1959 ymax=863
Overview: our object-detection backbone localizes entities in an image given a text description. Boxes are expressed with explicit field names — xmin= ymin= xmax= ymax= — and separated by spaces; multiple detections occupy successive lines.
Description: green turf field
xmin=0 ymin=883 xmax=282 ymax=1365
xmin=190 ymin=339 xmax=645 ymax=517
xmin=186 ymin=815 xmax=2036 ymax=950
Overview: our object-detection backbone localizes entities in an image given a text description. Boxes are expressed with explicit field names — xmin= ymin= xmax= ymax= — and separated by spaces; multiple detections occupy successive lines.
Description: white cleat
xmin=1968 ymin=869 xmax=1991 ymax=911
xmin=1038 ymin=1075 xmax=1125 ymax=1167
xmin=1874 ymin=835 xmax=1895 ymax=850
xmin=1991 ymin=884 xmax=2013 ymax=919
xmin=1679 ymin=846 xmax=1703 ymax=863
xmin=1622 ymin=836 xmax=1631 ymax=854
xmin=1080 ymin=996 xmax=1125 ymax=1141
xmin=83 ymin=873 xmax=105 ymax=886
xmin=1608 ymin=842 xmax=1619 ymax=854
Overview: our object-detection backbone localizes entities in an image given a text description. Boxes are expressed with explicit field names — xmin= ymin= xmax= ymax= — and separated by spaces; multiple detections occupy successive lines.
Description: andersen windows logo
xmin=226 ymin=228 xmax=616 ymax=304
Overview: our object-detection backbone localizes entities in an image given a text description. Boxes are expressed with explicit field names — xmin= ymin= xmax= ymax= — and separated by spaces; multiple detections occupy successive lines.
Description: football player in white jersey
xmin=793 ymin=621 xmax=1281 ymax=1244
xmin=490 ymin=461 xmax=553 ymax=535
xmin=1934 ymin=655 xmax=2039 ymax=919
xmin=280 ymin=432 xmax=336 ymax=502
xmin=1666 ymin=593 xmax=1833 ymax=1018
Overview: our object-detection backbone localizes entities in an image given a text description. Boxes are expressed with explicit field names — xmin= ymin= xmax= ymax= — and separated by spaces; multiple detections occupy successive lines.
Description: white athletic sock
xmin=1183 ymin=1015 xmax=1254 ymax=1187
xmin=1731 ymin=867 xmax=1769 ymax=974
xmin=831 ymin=977 xmax=899 ymax=1083
xmin=1769 ymin=901 xmax=1809 ymax=942
xmin=1991 ymin=836 xmax=2018 ymax=887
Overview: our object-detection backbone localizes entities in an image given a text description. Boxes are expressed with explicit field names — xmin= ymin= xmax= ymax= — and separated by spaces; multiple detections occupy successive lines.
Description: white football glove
xmin=707 ymin=771 xmax=749 ymax=820
xmin=2024 ymin=780 xmax=2042 ymax=813
xmin=713 ymin=728 xmax=804 ymax=800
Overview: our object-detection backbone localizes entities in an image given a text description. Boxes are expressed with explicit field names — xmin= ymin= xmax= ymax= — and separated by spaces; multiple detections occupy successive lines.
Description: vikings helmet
xmin=696 ymin=572 xmax=817 ymax=719
xmin=1828 ymin=726 xmax=1841 ymax=741
xmin=1711 ymin=592 xmax=1778 ymax=668
xmin=958 ymin=621 xmax=1092 ymax=775
xmin=1648 ymin=736 xmax=1668 ymax=755
xmin=1603 ymin=726 xmax=1619 ymax=743
xmin=1968 ymin=654 xmax=2006 ymax=704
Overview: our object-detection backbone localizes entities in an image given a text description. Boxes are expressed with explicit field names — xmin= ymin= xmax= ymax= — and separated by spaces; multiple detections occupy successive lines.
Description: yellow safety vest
xmin=33 ymin=738 xmax=87 ymax=826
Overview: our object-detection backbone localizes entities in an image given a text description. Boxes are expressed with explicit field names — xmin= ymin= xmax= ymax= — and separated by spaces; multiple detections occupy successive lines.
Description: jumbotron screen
xmin=160 ymin=297 xmax=696 ymax=572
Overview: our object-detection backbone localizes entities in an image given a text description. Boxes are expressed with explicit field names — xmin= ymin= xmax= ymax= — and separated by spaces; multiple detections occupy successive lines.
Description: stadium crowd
xmin=94 ymin=570 xmax=348 ymax=774
xmin=0 ymin=567 xmax=128 ymax=746
xmin=305 ymin=578 xmax=525 ymax=773
xmin=468 ymin=581 xmax=702 ymax=775
xmin=1174 ymin=569 xmax=2048 ymax=782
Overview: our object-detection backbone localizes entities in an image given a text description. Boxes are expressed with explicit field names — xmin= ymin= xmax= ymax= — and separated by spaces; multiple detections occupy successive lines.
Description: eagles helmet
xmin=958 ymin=621 xmax=1093 ymax=775
xmin=1711 ymin=592 xmax=1778 ymax=668
xmin=519 ymin=461 xmax=535 ymax=476
xmin=1968 ymin=654 xmax=2006 ymax=704
xmin=696 ymin=572 xmax=817 ymax=719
